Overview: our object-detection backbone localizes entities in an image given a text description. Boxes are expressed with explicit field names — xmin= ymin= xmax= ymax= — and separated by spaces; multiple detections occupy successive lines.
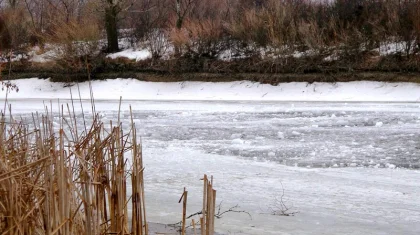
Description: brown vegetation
xmin=1 ymin=0 xmax=420 ymax=82
xmin=1 ymin=0 xmax=418 ymax=56
xmin=0 ymin=101 xmax=148 ymax=234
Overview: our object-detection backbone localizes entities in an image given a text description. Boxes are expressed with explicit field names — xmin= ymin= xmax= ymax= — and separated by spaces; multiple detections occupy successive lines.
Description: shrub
xmin=229 ymin=8 xmax=269 ymax=48
xmin=44 ymin=19 xmax=101 ymax=71
xmin=2 ymin=8 xmax=33 ymax=50
xmin=172 ymin=18 xmax=227 ymax=58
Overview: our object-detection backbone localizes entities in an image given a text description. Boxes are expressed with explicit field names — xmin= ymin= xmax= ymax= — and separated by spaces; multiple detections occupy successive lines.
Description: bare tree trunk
xmin=176 ymin=0 xmax=182 ymax=29
xmin=174 ymin=0 xmax=182 ymax=55
xmin=105 ymin=5 xmax=119 ymax=53
xmin=8 ymin=0 xmax=18 ymax=9
xmin=0 ymin=16 xmax=11 ymax=51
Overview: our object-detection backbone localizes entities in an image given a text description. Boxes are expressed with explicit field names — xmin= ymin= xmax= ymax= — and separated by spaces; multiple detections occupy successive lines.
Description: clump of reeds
xmin=201 ymin=175 xmax=216 ymax=235
xmin=0 ymin=101 xmax=147 ymax=234
xmin=179 ymin=174 xmax=216 ymax=235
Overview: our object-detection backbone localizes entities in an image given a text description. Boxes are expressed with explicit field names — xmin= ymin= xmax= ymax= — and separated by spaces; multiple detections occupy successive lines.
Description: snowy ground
xmin=4 ymin=78 xmax=420 ymax=102
xmin=5 ymin=98 xmax=420 ymax=235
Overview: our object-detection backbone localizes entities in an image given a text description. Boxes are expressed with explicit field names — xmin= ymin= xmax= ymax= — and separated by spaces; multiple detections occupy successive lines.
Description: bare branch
xmin=261 ymin=182 xmax=299 ymax=216
xmin=169 ymin=201 xmax=252 ymax=228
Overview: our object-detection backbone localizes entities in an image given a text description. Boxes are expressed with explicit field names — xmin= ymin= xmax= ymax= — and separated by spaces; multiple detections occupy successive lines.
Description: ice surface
xmin=3 ymin=99 xmax=420 ymax=234
xmin=7 ymin=100 xmax=420 ymax=169
xmin=2 ymin=80 xmax=420 ymax=234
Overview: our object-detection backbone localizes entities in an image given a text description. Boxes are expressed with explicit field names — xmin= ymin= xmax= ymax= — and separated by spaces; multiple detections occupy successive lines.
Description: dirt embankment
xmin=3 ymin=55 xmax=420 ymax=84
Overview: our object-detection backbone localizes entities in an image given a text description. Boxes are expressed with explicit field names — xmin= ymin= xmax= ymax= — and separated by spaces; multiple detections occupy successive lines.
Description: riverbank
xmin=3 ymin=78 xmax=420 ymax=102
xmin=4 ymin=71 xmax=420 ymax=85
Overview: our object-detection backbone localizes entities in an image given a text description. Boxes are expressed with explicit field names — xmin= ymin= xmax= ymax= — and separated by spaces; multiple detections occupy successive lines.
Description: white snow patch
xmin=230 ymin=133 xmax=244 ymax=139
xmin=375 ymin=122 xmax=384 ymax=127
xmin=107 ymin=48 xmax=151 ymax=61
xmin=323 ymin=53 xmax=340 ymax=62
xmin=28 ymin=46 xmax=58 ymax=63
xmin=277 ymin=132 xmax=285 ymax=139
xmin=376 ymin=41 xmax=416 ymax=56
xmin=3 ymin=78 xmax=420 ymax=102
xmin=231 ymin=138 xmax=245 ymax=145
xmin=291 ymin=131 xmax=301 ymax=136
xmin=386 ymin=163 xmax=397 ymax=169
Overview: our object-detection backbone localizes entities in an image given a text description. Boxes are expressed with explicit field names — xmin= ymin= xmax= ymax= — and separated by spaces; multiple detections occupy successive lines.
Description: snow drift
xmin=3 ymin=78 xmax=420 ymax=102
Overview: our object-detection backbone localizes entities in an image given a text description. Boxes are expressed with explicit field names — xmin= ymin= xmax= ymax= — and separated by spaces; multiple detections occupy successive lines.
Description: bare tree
xmin=128 ymin=0 xmax=170 ymax=58
xmin=104 ymin=0 xmax=120 ymax=52
xmin=174 ymin=0 xmax=197 ymax=29
xmin=102 ymin=0 xmax=134 ymax=52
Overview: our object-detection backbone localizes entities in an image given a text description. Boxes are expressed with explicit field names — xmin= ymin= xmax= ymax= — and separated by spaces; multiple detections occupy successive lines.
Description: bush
xmin=44 ymin=19 xmax=101 ymax=71
xmin=170 ymin=18 xmax=228 ymax=58
xmin=2 ymin=8 xmax=33 ymax=50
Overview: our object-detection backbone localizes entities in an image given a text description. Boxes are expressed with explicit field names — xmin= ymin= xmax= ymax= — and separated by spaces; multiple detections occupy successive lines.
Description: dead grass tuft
xmin=0 ymin=100 xmax=148 ymax=234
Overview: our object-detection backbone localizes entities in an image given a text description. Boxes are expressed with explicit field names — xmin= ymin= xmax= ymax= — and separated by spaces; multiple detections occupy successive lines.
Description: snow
xmin=323 ymin=52 xmax=340 ymax=61
xmin=106 ymin=48 xmax=151 ymax=61
xmin=1 ymin=79 xmax=420 ymax=234
xmin=376 ymin=41 xmax=416 ymax=56
xmin=231 ymin=138 xmax=245 ymax=145
xmin=230 ymin=133 xmax=243 ymax=139
xmin=217 ymin=49 xmax=235 ymax=61
xmin=4 ymin=78 xmax=420 ymax=102
xmin=291 ymin=131 xmax=301 ymax=136
xmin=28 ymin=45 xmax=58 ymax=63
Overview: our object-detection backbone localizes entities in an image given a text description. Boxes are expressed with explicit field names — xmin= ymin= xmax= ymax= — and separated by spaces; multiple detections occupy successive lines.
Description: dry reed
xmin=201 ymin=174 xmax=216 ymax=235
xmin=0 ymin=100 xmax=147 ymax=234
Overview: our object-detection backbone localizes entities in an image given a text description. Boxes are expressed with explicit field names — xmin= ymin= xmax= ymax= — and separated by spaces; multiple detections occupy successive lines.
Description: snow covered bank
xmin=3 ymin=78 xmax=420 ymax=102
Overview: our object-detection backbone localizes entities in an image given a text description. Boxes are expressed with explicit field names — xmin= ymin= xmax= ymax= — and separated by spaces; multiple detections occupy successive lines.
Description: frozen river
xmin=7 ymin=99 xmax=420 ymax=234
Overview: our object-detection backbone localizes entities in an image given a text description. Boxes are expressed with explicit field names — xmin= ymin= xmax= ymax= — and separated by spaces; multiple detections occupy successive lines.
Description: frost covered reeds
xmin=0 ymin=102 xmax=148 ymax=234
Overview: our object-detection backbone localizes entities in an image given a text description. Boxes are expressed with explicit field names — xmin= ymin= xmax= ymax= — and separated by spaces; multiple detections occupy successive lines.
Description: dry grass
xmin=1 ymin=7 xmax=33 ymax=50
xmin=0 ymin=98 xmax=147 ymax=234
xmin=44 ymin=19 xmax=101 ymax=70
xmin=169 ymin=18 xmax=226 ymax=58
xmin=228 ymin=8 xmax=268 ymax=48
